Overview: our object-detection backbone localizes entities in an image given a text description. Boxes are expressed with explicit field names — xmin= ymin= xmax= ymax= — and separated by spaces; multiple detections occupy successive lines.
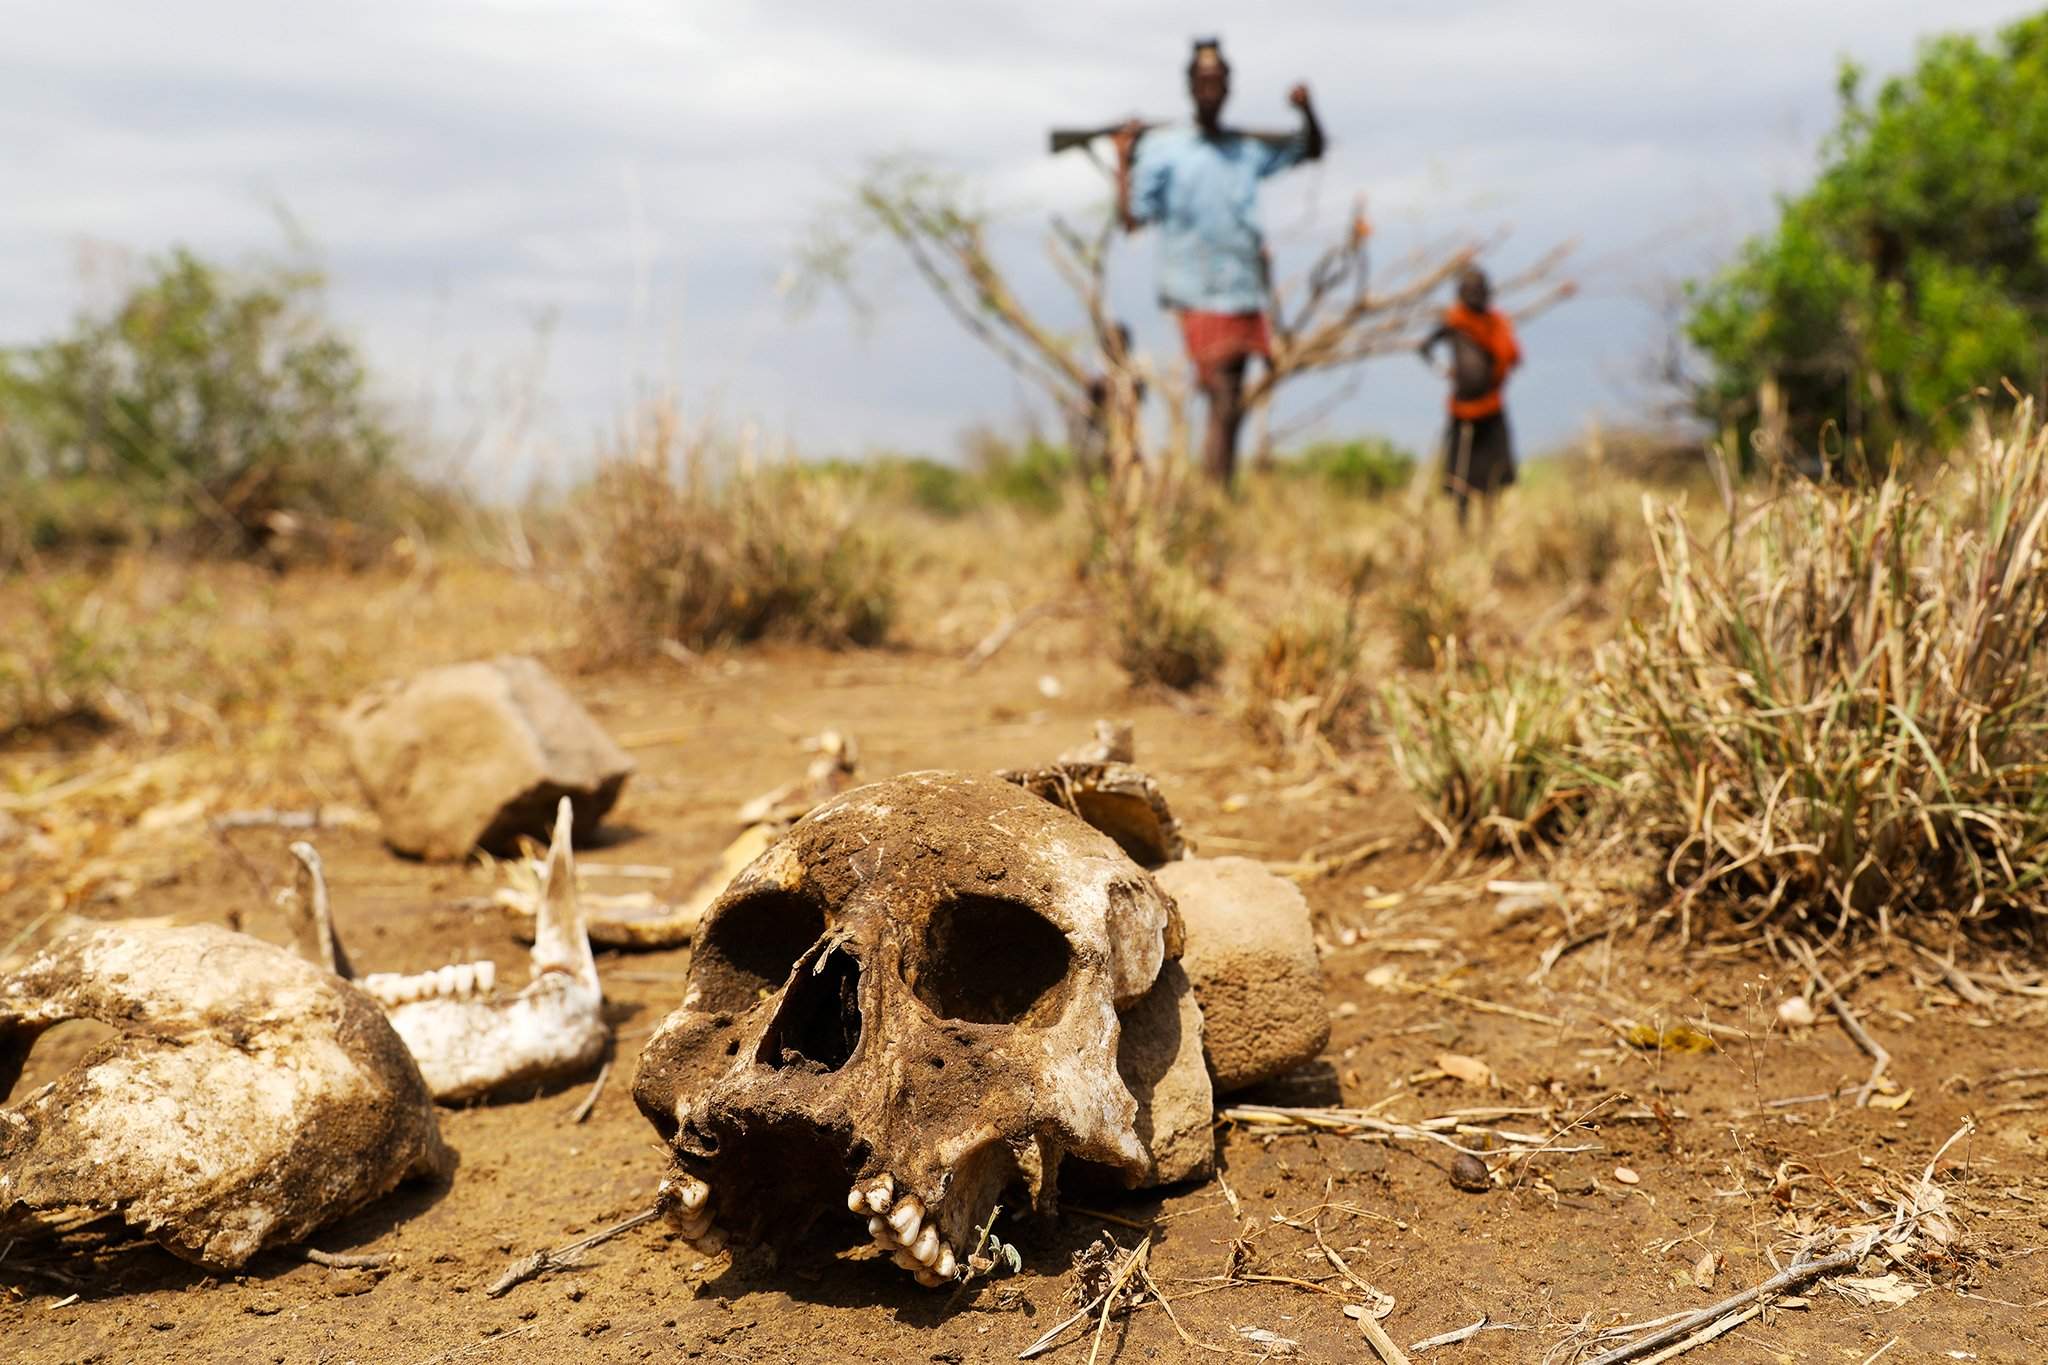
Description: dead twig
xmin=1792 ymin=942 xmax=1890 ymax=1106
xmin=965 ymin=601 xmax=1057 ymax=672
xmin=305 ymin=1249 xmax=395 ymax=1269
xmin=1579 ymin=1245 xmax=1864 ymax=1365
xmin=1403 ymin=980 xmax=1571 ymax=1029
xmin=483 ymin=1206 xmax=660 ymax=1298
xmin=565 ymin=1060 xmax=612 ymax=1125
xmin=1017 ymin=1236 xmax=1150 ymax=1361
xmin=1354 ymin=1308 xmax=1415 ymax=1365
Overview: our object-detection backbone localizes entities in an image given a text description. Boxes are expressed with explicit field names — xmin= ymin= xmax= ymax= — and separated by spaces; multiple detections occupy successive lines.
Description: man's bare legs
xmin=1202 ymin=355 xmax=1248 ymax=486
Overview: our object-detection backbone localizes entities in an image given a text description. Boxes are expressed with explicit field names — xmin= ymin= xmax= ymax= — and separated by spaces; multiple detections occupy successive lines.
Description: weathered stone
xmin=342 ymin=656 xmax=632 ymax=860
xmin=1116 ymin=960 xmax=1215 ymax=1186
xmin=1155 ymin=856 xmax=1329 ymax=1094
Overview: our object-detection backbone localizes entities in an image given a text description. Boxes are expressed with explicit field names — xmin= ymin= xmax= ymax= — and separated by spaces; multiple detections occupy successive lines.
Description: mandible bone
xmin=288 ymin=799 xmax=609 ymax=1104
xmin=0 ymin=921 xmax=450 ymax=1269
xmin=632 ymin=770 xmax=1183 ymax=1288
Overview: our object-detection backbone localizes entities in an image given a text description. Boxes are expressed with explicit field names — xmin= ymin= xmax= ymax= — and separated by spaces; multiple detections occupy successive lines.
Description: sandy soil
xmin=2 ymin=563 xmax=2045 ymax=1364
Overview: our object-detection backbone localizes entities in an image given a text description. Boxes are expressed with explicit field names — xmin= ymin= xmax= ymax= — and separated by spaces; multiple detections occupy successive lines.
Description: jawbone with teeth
xmin=288 ymin=797 xmax=608 ymax=1104
xmin=632 ymin=771 xmax=1182 ymax=1287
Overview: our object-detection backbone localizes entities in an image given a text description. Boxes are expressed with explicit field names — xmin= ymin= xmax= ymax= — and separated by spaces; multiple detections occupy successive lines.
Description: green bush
xmin=0 ymin=246 xmax=418 ymax=561
xmin=1277 ymin=437 xmax=1415 ymax=498
xmin=1688 ymin=14 xmax=2048 ymax=458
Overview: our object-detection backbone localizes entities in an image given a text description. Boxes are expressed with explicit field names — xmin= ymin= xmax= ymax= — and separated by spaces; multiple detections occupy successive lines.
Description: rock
xmin=1116 ymin=961 xmax=1215 ymax=1186
xmin=342 ymin=656 xmax=632 ymax=860
xmin=1155 ymin=856 xmax=1329 ymax=1093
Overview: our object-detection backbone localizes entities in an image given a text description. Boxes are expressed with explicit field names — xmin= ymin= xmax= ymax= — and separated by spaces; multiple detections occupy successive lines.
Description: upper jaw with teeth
xmin=632 ymin=771 xmax=1182 ymax=1289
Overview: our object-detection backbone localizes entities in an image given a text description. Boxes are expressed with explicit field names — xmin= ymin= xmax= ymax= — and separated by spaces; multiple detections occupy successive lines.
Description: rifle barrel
xmin=1048 ymin=122 xmax=1302 ymax=155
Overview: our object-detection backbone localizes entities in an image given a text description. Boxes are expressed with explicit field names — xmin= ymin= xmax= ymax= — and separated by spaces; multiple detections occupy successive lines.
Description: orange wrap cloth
xmin=1177 ymin=310 xmax=1270 ymax=387
xmin=1443 ymin=302 xmax=1521 ymax=420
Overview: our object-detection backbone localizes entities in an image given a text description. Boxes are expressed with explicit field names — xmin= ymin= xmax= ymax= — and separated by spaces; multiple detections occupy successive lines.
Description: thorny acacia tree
xmin=795 ymin=155 xmax=1575 ymax=484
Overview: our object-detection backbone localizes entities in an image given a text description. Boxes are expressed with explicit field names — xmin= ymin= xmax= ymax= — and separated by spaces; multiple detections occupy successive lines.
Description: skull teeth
xmin=858 ymin=1177 xmax=957 ymax=1288
xmin=659 ymin=1174 xmax=725 ymax=1255
xmin=359 ymin=961 xmax=498 ymax=1007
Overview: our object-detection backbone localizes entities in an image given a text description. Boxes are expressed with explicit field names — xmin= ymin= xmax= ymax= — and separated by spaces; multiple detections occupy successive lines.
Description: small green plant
xmin=1382 ymin=648 xmax=1590 ymax=851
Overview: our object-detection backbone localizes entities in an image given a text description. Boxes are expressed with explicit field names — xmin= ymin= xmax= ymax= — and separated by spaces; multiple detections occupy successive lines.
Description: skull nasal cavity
xmin=761 ymin=947 xmax=863 ymax=1074
xmin=914 ymin=896 xmax=1071 ymax=1026
xmin=695 ymin=890 xmax=827 ymax=1015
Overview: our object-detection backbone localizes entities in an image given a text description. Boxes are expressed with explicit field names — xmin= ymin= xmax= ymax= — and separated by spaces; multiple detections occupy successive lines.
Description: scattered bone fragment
xmin=1058 ymin=718 xmax=1136 ymax=766
xmin=999 ymin=761 xmax=1184 ymax=868
xmin=734 ymin=729 xmax=860 ymax=828
xmin=1154 ymin=856 xmax=1330 ymax=1093
xmin=496 ymin=822 xmax=776 ymax=951
xmin=634 ymin=771 xmax=1184 ymax=1289
xmin=341 ymin=655 xmax=633 ymax=860
xmin=289 ymin=800 xmax=608 ymax=1103
xmin=0 ymin=920 xmax=449 ymax=1269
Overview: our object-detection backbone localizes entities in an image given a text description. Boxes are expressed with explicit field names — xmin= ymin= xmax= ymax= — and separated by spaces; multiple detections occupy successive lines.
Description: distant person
xmin=1114 ymin=37 xmax=1323 ymax=487
xmin=1420 ymin=266 xmax=1521 ymax=530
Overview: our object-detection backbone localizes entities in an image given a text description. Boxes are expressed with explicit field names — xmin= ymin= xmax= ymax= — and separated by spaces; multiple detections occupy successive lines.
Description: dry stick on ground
xmin=1402 ymin=981 xmax=1571 ymax=1029
xmin=484 ymin=1207 xmax=660 ymax=1298
xmin=304 ymin=1249 xmax=396 ymax=1270
xmin=1220 ymin=1105 xmax=1601 ymax=1161
xmin=1354 ymin=1310 xmax=1415 ymax=1365
xmin=1791 ymin=941 xmax=1891 ymax=1105
xmin=565 ymin=1060 xmax=612 ymax=1125
xmin=1579 ymin=1245 xmax=1866 ymax=1365
xmin=964 ymin=601 xmax=1058 ymax=672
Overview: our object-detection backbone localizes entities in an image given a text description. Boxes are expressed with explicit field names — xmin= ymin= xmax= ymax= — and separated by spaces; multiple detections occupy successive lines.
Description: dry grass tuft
xmin=1595 ymin=405 xmax=2048 ymax=931
xmin=570 ymin=407 xmax=897 ymax=664
xmin=1382 ymin=645 xmax=1591 ymax=851
xmin=1244 ymin=589 xmax=1376 ymax=752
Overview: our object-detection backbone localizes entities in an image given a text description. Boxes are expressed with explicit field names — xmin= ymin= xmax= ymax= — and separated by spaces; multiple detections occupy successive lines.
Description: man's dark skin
xmin=1114 ymin=61 xmax=1324 ymax=486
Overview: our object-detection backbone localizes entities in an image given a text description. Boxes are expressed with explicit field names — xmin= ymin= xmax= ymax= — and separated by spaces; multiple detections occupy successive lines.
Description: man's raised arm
xmin=1289 ymin=84 xmax=1324 ymax=162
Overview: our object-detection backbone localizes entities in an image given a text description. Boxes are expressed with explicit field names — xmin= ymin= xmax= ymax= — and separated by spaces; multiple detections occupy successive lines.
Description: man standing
xmin=1114 ymin=39 xmax=1322 ymax=486
xmin=1420 ymin=266 xmax=1521 ymax=531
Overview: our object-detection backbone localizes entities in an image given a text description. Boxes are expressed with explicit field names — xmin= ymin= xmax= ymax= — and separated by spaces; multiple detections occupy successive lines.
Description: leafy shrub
xmin=801 ymin=454 xmax=976 ymax=519
xmin=1687 ymin=15 xmax=2048 ymax=456
xmin=962 ymin=429 xmax=1077 ymax=516
xmin=0 ymin=247 xmax=427 ymax=562
xmin=1277 ymin=437 xmax=1415 ymax=498
xmin=571 ymin=410 xmax=897 ymax=663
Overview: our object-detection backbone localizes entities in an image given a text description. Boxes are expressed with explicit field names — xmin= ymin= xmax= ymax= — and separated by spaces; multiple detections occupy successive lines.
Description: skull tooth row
xmin=357 ymin=959 xmax=498 ymax=1007
xmin=854 ymin=1177 xmax=958 ymax=1287
xmin=657 ymin=1173 xmax=727 ymax=1253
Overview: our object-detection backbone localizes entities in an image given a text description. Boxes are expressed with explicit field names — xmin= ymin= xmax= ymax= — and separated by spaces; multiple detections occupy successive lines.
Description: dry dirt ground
xmin=2 ymin=560 xmax=2045 ymax=1364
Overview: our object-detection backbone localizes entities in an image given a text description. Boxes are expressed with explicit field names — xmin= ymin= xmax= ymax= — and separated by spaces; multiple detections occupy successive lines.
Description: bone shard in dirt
xmin=0 ymin=921 xmax=450 ymax=1270
xmin=631 ymin=770 xmax=1187 ymax=1288
xmin=291 ymin=799 xmax=609 ymax=1104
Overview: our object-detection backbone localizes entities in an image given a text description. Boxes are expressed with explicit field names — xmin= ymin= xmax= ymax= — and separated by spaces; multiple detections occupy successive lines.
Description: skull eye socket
xmin=913 ymin=895 xmax=1071 ymax=1026
xmin=693 ymin=890 xmax=826 ymax=1015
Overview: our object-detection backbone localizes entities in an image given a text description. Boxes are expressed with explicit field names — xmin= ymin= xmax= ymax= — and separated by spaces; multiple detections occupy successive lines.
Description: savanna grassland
xmin=4 ymin=409 xmax=2046 ymax=1363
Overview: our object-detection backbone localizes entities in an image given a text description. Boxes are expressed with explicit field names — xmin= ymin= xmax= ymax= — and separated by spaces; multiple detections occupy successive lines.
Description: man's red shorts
xmin=1178 ymin=310 xmax=1270 ymax=387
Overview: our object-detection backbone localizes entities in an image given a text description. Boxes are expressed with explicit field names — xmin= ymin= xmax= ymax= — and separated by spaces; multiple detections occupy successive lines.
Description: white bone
xmin=933 ymin=1246 xmax=957 ymax=1279
xmin=910 ymin=1224 xmax=939 ymax=1265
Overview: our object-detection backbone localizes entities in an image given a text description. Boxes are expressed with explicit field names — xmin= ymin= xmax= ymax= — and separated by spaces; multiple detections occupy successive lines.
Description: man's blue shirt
xmin=1130 ymin=126 xmax=1309 ymax=314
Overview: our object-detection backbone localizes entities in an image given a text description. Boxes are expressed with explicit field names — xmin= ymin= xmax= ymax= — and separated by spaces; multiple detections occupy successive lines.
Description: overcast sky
xmin=3 ymin=2 xmax=2035 ymax=486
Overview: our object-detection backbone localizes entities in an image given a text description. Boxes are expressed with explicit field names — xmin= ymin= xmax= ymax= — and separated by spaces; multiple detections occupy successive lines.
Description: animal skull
xmin=0 ymin=920 xmax=449 ymax=1269
xmin=632 ymin=771 xmax=1182 ymax=1287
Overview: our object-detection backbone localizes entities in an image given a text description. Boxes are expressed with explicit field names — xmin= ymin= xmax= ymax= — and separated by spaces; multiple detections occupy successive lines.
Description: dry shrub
xmin=1382 ymin=645 xmax=1591 ymax=850
xmin=571 ymin=410 xmax=896 ymax=663
xmin=1595 ymin=406 xmax=2048 ymax=930
xmin=1104 ymin=534 xmax=1225 ymax=690
xmin=1244 ymin=590 xmax=1375 ymax=751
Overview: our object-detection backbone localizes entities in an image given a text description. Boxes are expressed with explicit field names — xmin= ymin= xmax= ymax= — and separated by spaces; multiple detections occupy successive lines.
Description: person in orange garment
xmin=1419 ymin=266 xmax=1521 ymax=530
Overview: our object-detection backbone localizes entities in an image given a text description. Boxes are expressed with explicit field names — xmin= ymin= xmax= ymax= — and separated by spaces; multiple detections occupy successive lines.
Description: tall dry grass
xmin=1595 ymin=407 xmax=2048 ymax=931
xmin=570 ymin=407 xmax=897 ymax=663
